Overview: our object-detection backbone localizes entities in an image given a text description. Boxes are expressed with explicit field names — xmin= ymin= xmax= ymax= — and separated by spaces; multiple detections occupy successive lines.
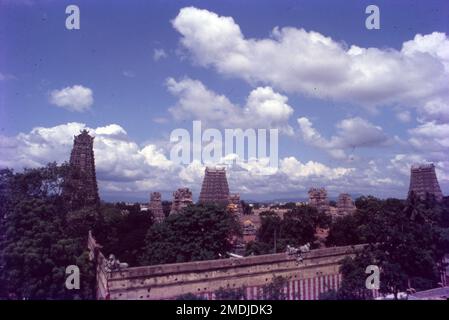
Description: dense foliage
xmin=139 ymin=203 xmax=242 ymax=265
xmin=324 ymin=194 xmax=449 ymax=299
xmin=0 ymin=164 xmax=97 ymax=299
xmin=1 ymin=163 xmax=448 ymax=300
xmin=245 ymin=205 xmax=331 ymax=255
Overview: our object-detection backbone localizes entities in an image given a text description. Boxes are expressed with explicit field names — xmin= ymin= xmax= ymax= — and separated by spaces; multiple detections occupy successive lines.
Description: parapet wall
xmin=92 ymin=240 xmax=367 ymax=300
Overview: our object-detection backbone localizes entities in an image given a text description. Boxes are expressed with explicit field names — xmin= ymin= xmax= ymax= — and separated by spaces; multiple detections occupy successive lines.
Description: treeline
xmin=245 ymin=206 xmax=331 ymax=255
xmin=0 ymin=163 xmax=241 ymax=299
xmin=1 ymin=163 xmax=448 ymax=300
xmin=0 ymin=163 xmax=97 ymax=299
xmin=324 ymin=195 xmax=449 ymax=299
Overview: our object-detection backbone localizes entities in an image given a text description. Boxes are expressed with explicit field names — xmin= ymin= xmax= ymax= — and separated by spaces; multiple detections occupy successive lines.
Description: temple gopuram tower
xmin=227 ymin=193 xmax=243 ymax=215
xmin=198 ymin=167 xmax=230 ymax=205
xmin=149 ymin=192 xmax=165 ymax=222
xmin=170 ymin=188 xmax=193 ymax=214
xmin=66 ymin=129 xmax=99 ymax=208
xmin=336 ymin=193 xmax=356 ymax=217
xmin=408 ymin=163 xmax=443 ymax=201
xmin=308 ymin=187 xmax=330 ymax=214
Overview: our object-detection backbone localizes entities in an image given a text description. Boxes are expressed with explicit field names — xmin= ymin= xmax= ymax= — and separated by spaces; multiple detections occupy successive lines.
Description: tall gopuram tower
xmin=170 ymin=188 xmax=193 ymax=214
xmin=228 ymin=193 xmax=243 ymax=215
xmin=336 ymin=193 xmax=356 ymax=217
xmin=66 ymin=129 xmax=99 ymax=208
xmin=308 ymin=187 xmax=330 ymax=214
xmin=198 ymin=167 xmax=230 ymax=205
xmin=408 ymin=163 xmax=443 ymax=201
xmin=149 ymin=192 xmax=165 ymax=222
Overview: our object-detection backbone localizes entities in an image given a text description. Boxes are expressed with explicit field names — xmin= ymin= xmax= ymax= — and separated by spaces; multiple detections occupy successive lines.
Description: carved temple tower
xmin=149 ymin=192 xmax=165 ymax=222
xmin=198 ymin=167 xmax=230 ymax=205
xmin=408 ymin=163 xmax=443 ymax=201
xmin=170 ymin=188 xmax=193 ymax=214
xmin=308 ymin=187 xmax=330 ymax=214
xmin=66 ymin=129 xmax=99 ymax=208
xmin=336 ymin=193 xmax=356 ymax=217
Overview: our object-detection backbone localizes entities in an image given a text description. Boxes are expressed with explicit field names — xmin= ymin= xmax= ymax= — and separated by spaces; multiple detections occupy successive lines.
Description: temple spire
xmin=65 ymin=129 xmax=99 ymax=208
xmin=198 ymin=167 xmax=230 ymax=205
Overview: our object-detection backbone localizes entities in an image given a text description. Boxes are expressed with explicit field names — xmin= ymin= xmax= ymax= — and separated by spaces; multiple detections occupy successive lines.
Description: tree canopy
xmin=139 ymin=203 xmax=242 ymax=265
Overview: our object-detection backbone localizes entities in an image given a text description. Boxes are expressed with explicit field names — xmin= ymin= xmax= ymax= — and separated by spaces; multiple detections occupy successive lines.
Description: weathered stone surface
xmin=408 ymin=163 xmax=443 ymax=201
xmin=170 ymin=188 xmax=193 ymax=214
xmin=199 ymin=167 xmax=230 ymax=205
xmin=336 ymin=193 xmax=356 ymax=217
xmin=308 ymin=187 xmax=330 ymax=214
xmin=149 ymin=192 xmax=164 ymax=222
xmin=228 ymin=193 xmax=243 ymax=215
xmin=65 ymin=129 xmax=99 ymax=207
xmin=93 ymin=239 xmax=365 ymax=300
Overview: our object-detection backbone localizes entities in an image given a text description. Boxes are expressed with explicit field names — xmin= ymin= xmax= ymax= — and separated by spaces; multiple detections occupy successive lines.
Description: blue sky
xmin=1 ymin=0 xmax=448 ymax=201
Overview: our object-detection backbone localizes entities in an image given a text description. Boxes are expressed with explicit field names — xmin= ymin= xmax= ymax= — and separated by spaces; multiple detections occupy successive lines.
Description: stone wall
xmin=92 ymin=241 xmax=368 ymax=300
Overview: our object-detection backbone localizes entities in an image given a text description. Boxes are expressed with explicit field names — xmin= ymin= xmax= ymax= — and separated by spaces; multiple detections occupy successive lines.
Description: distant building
xmin=242 ymin=220 xmax=257 ymax=243
xmin=65 ymin=129 xmax=99 ymax=208
xmin=198 ymin=167 xmax=230 ymax=205
xmin=140 ymin=204 xmax=149 ymax=212
xmin=149 ymin=192 xmax=165 ymax=222
xmin=228 ymin=193 xmax=243 ymax=215
xmin=308 ymin=187 xmax=330 ymax=214
xmin=336 ymin=193 xmax=356 ymax=217
xmin=170 ymin=188 xmax=193 ymax=214
xmin=408 ymin=163 xmax=443 ymax=201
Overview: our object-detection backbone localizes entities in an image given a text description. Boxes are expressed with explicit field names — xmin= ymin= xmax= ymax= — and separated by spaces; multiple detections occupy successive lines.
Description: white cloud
xmin=0 ymin=122 xmax=385 ymax=199
xmin=122 ymin=70 xmax=136 ymax=78
xmin=408 ymin=121 xmax=449 ymax=152
xmin=49 ymin=85 xmax=93 ymax=112
xmin=0 ymin=123 xmax=175 ymax=185
xmin=396 ymin=110 xmax=412 ymax=123
xmin=95 ymin=124 xmax=127 ymax=138
xmin=280 ymin=157 xmax=353 ymax=180
xmin=2 ymin=122 xmax=441 ymax=200
xmin=297 ymin=116 xmax=388 ymax=159
xmin=172 ymin=7 xmax=449 ymax=116
xmin=167 ymin=77 xmax=294 ymax=134
xmin=389 ymin=153 xmax=449 ymax=184
xmin=418 ymin=98 xmax=449 ymax=124
xmin=153 ymin=48 xmax=168 ymax=61
xmin=0 ymin=72 xmax=17 ymax=81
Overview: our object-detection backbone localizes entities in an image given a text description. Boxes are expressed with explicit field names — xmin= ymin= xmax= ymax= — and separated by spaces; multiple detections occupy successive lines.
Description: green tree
xmin=326 ymin=214 xmax=361 ymax=246
xmin=0 ymin=164 xmax=96 ymax=299
xmin=334 ymin=194 xmax=449 ymax=299
xmin=246 ymin=206 xmax=330 ymax=255
xmin=337 ymin=254 xmax=376 ymax=300
xmin=139 ymin=204 xmax=241 ymax=265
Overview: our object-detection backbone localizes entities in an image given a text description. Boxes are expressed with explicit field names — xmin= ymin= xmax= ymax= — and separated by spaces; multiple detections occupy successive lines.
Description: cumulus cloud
xmin=49 ymin=85 xmax=93 ymax=112
xmin=153 ymin=48 xmax=168 ymax=61
xmin=297 ymin=116 xmax=388 ymax=159
xmin=280 ymin=157 xmax=353 ymax=180
xmin=172 ymin=7 xmax=449 ymax=119
xmin=0 ymin=122 xmax=175 ymax=186
xmin=0 ymin=122 xmax=403 ymax=199
xmin=408 ymin=121 xmax=449 ymax=152
xmin=396 ymin=110 xmax=412 ymax=123
xmin=417 ymin=98 xmax=449 ymax=124
xmin=122 ymin=70 xmax=136 ymax=78
xmin=0 ymin=72 xmax=17 ymax=81
xmin=389 ymin=153 xmax=449 ymax=185
xmin=167 ymin=77 xmax=294 ymax=134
